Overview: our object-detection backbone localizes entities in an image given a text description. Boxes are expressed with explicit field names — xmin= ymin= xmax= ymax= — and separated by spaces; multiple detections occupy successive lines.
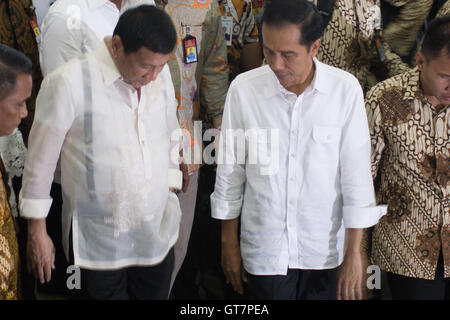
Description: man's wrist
xmin=27 ymin=218 xmax=47 ymax=236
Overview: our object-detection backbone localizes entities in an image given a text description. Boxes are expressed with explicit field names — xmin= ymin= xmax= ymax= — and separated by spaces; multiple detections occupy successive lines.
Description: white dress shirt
xmin=39 ymin=0 xmax=155 ymax=76
xmin=211 ymin=59 xmax=387 ymax=275
xmin=20 ymin=40 xmax=182 ymax=270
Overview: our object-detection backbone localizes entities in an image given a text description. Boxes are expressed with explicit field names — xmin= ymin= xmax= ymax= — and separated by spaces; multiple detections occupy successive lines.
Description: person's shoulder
xmin=367 ymin=68 xmax=414 ymax=99
xmin=230 ymin=65 xmax=272 ymax=90
xmin=43 ymin=53 xmax=89 ymax=86
xmin=46 ymin=0 xmax=88 ymax=16
xmin=317 ymin=60 xmax=361 ymax=90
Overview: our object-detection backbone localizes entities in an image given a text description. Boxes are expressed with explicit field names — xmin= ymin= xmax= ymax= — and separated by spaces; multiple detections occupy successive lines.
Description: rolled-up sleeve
xmin=339 ymin=82 xmax=387 ymax=228
xmin=19 ymin=74 xmax=75 ymax=219
xmin=210 ymin=82 xmax=246 ymax=220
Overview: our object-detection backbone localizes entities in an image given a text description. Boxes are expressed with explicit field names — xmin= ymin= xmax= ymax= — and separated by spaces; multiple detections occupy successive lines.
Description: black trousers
xmin=69 ymin=228 xmax=174 ymax=300
xmin=387 ymin=251 xmax=450 ymax=300
xmin=246 ymin=267 xmax=338 ymax=300
xmin=79 ymin=248 xmax=174 ymax=300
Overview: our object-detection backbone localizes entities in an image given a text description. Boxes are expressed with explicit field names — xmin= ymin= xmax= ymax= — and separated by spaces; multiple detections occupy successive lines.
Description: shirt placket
xmin=286 ymin=92 xmax=301 ymax=266
xmin=134 ymin=91 xmax=152 ymax=180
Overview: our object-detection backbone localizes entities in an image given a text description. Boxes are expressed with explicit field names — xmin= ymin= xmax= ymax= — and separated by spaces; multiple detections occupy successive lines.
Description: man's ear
xmin=310 ymin=38 xmax=321 ymax=57
xmin=111 ymin=35 xmax=124 ymax=59
xmin=416 ymin=51 xmax=426 ymax=71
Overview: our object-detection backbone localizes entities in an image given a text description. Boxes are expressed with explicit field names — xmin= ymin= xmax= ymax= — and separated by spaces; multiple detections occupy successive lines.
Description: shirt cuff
xmin=168 ymin=168 xmax=182 ymax=190
xmin=210 ymin=192 xmax=243 ymax=220
xmin=343 ymin=205 xmax=387 ymax=229
xmin=19 ymin=190 xmax=53 ymax=219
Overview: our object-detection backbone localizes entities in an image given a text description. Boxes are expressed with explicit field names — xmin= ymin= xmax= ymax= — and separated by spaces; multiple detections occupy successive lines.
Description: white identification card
xmin=221 ymin=16 xmax=233 ymax=46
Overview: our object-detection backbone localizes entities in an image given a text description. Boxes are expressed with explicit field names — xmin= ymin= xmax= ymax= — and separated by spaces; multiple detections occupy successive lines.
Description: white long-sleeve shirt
xmin=20 ymin=40 xmax=182 ymax=270
xmin=38 ymin=0 xmax=155 ymax=76
xmin=211 ymin=59 xmax=387 ymax=275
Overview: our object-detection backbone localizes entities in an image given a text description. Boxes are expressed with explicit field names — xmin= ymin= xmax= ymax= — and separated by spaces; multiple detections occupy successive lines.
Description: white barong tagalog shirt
xmin=20 ymin=40 xmax=182 ymax=270
xmin=211 ymin=59 xmax=387 ymax=275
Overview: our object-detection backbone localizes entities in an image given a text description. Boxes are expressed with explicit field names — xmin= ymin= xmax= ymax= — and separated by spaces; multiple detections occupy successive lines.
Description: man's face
xmin=0 ymin=73 xmax=31 ymax=136
xmin=262 ymin=23 xmax=320 ymax=94
xmin=417 ymin=49 xmax=450 ymax=105
xmin=112 ymin=36 xmax=170 ymax=89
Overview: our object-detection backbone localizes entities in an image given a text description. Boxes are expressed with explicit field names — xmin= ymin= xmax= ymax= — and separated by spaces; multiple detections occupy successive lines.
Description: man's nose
xmin=271 ymin=55 xmax=285 ymax=71
xmin=145 ymin=69 xmax=159 ymax=83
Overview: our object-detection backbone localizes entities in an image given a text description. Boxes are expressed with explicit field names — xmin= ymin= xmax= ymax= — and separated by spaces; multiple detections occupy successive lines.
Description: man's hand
xmin=221 ymin=240 xmax=247 ymax=295
xmin=221 ymin=218 xmax=247 ymax=295
xmin=27 ymin=219 xmax=55 ymax=284
xmin=180 ymin=162 xmax=189 ymax=193
xmin=336 ymin=251 xmax=367 ymax=300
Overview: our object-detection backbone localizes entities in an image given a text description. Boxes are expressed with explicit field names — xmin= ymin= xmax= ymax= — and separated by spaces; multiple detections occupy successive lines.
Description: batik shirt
xmin=382 ymin=0 xmax=434 ymax=58
xmin=0 ymin=0 xmax=42 ymax=142
xmin=312 ymin=0 xmax=409 ymax=92
xmin=0 ymin=157 xmax=19 ymax=300
xmin=366 ymin=67 xmax=450 ymax=279
xmin=437 ymin=1 xmax=450 ymax=17
xmin=218 ymin=0 xmax=259 ymax=81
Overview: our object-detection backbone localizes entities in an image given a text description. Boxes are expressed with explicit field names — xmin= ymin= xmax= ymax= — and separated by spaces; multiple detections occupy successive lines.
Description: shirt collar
xmin=403 ymin=66 xmax=423 ymax=101
xmin=88 ymin=0 xmax=111 ymax=10
xmin=95 ymin=38 xmax=123 ymax=87
xmin=265 ymin=57 xmax=330 ymax=99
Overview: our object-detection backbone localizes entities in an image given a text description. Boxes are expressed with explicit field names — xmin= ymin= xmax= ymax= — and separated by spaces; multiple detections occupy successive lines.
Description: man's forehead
xmin=132 ymin=47 xmax=170 ymax=65
xmin=262 ymin=30 xmax=307 ymax=54
xmin=262 ymin=23 xmax=303 ymax=43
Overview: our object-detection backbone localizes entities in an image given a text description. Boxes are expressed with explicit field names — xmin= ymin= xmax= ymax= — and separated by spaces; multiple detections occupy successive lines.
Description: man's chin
xmin=131 ymin=82 xmax=143 ymax=89
xmin=1 ymin=127 xmax=15 ymax=137
xmin=275 ymin=76 xmax=292 ymax=87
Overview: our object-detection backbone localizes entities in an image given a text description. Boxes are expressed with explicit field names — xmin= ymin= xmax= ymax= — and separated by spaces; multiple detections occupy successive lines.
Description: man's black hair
xmin=113 ymin=5 xmax=177 ymax=54
xmin=262 ymin=0 xmax=326 ymax=50
xmin=0 ymin=43 xmax=32 ymax=101
xmin=422 ymin=15 xmax=450 ymax=60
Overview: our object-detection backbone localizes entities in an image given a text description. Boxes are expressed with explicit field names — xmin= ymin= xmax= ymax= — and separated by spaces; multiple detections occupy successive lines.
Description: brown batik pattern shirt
xmin=312 ymin=0 xmax=410 ymax=93
xmin=0 ymin=157 xmax=19 ymax=299
xmin=437 ymin=1 xmax=450 ymax=17
xmin=365 ymin=67 xmax=450 ymax=279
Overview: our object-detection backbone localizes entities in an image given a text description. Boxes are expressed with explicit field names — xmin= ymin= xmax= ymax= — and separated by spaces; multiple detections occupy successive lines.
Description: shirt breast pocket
xmin=309 ymin=126 xmax=341 ymax=168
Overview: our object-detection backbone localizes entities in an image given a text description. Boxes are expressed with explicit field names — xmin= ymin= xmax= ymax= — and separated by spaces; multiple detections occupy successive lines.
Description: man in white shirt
xmin=211 ymin=0 xmax=386 ymax=300
xmin=20 ymin=5 xmax=182 ymax=300
xmin=39 ymin=0 xmax=156 ymax=76
xmin=36 ymin=0 xmax=157 ymax=296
